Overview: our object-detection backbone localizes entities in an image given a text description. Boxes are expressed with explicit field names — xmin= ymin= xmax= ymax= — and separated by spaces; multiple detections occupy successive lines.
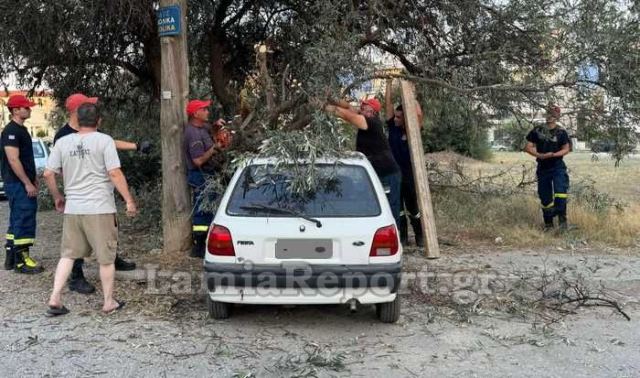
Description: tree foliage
xmin=0 ymin=0 xmax=638 ymax=161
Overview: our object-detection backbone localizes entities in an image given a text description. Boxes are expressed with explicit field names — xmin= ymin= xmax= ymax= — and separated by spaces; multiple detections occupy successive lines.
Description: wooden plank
xmin=399 ymin=80 xmax=440 ymax=258
xmin=160 ymin=0 xmax=192 ymax=253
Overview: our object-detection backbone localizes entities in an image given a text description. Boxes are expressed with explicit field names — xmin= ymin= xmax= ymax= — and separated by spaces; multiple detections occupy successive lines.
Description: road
xmin=1 ymin=202 xmax=639 ymax=377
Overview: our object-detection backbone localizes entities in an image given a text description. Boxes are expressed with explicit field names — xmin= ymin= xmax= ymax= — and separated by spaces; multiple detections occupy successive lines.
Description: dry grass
xmin=431 ymin=151 xmax=640 ymax=248
xmin=489 ymin=151 xmax=640 ymax=202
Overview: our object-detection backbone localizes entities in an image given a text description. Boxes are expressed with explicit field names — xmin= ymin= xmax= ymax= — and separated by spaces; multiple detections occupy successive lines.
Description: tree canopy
xmin=1 ymin=0 xmax=638 ymax=159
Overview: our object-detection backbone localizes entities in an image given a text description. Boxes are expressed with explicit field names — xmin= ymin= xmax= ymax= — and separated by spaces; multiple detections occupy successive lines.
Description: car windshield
xmin=32 ymin=142 xmax=45 ymax=158
xmin=227 ymin=164 xmax=381 ymax=217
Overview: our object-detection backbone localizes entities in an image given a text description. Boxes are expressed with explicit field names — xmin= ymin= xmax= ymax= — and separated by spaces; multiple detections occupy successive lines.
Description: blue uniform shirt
xmin=386 ymin=118 xmax=412 ymax=179
xmin=526 ymin=126 xmax=570 ymax=171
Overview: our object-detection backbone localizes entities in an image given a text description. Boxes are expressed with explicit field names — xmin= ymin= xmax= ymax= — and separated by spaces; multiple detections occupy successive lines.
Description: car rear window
xmin=32 ymin=142 xmax=45 ymax=158
xmin=226 ymin=164 xmax=381 ymax=217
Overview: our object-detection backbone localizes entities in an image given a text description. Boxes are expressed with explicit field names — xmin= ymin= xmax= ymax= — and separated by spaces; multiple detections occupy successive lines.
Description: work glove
xmin=136 ymin=140 xmax=153 ymax=154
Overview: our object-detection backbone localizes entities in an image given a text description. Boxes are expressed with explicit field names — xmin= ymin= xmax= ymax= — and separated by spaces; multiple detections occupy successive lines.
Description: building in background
xmin=0 ymin=90 xmax=56 ymax=141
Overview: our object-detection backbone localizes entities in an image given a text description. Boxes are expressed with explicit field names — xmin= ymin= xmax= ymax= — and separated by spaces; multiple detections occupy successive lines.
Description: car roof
xmin=240 ymin=152 xmax=369 ymax=167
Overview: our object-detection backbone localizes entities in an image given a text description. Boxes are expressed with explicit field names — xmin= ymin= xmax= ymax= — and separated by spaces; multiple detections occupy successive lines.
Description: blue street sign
xmin=157 ymin=5 xmax=181 ymax=37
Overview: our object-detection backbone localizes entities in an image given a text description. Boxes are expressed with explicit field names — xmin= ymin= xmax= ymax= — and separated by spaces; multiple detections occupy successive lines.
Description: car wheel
xmin=376 ymin=295 xmax=401 ymax=323
xmin=207 ymin=294 xmax=230 ymax=319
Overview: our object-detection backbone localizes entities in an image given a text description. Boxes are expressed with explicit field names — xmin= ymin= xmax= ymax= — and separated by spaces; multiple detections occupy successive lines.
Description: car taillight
xmin=370 ymin=225 xmax=399 ymax=257
xmin=207 ymin=225 xmax=235 ymax=256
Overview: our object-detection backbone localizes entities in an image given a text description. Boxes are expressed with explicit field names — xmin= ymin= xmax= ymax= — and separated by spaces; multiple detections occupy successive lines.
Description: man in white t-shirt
xmin=43 ymin=103 xmax=138 ymax=316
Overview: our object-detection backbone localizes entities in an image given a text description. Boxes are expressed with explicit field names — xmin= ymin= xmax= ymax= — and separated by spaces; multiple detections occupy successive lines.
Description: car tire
xmin=207 ymin=294 xmax=230 ymax=319
xmin=376 ymin=295 xmax=400 ymax=323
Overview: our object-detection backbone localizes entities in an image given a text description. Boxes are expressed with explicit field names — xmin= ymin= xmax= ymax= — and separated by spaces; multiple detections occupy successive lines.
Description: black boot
xmin=68 ymin=259 xmax=96 ymax=294
xmin=114 ymin=255 xmax=136 ymax=271
xmin=14 ymin=248 xmax=44 ymax=274
xmin=191 ymin=232 xmax=207 ymax=258
xmin=398 ymin=217 xmax=409 ymax=246
xmin=4 ymin=243 xmax=14 ymax=270
xmin=558 ymin=214 xmax=568 ymax=231
xmin=543 ymin=213 xmax=555 ymax=232
xmin=410 ymin=217 xmax=424 ymax=247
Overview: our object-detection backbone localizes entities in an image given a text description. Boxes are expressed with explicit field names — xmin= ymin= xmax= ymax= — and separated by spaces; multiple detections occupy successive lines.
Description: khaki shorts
xmin=61 ymin=214 xmax=118 ymax=265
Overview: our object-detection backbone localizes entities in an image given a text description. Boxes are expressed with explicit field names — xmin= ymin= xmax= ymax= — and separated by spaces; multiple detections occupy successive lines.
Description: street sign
xmin=157 ymin=5 xmax=181 ymax=37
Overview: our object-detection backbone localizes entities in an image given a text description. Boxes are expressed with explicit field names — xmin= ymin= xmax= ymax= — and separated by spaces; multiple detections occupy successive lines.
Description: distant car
xmin=204 ymin=154 xmax=403 ymax=323
xmin=32 ymin=138 xmax=49 ymax=172
xmin=490 ymin=142 xmax=510 ymax=151
xmin=0 ymin=138 xmax=48 ymax=199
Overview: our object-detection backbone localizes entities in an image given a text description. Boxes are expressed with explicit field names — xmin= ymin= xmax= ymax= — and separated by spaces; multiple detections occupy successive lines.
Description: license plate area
xmin=275 ymin=239 xmax=333 ymax=259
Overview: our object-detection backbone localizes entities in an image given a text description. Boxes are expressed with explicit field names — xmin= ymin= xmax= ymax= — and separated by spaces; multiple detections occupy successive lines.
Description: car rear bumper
xmin=207 ymin=287 xmax=397 ymax=304
xmin=204 ymin=261 xmax=402 ymax=303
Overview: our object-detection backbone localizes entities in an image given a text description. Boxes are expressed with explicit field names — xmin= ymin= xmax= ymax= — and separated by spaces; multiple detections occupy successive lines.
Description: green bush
xmin=420 ymin=89 xmax=492 ymax=161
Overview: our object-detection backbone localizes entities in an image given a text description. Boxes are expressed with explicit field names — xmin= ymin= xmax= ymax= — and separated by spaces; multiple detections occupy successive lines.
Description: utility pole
xmin=158 ymin=0 xmax=191 ymax=253
xmin=400 ymin=80 xmax=440 ymax=258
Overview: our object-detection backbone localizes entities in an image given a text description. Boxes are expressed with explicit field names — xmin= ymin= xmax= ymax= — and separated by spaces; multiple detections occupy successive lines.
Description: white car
xmin=204 ymin=154 xmax=403 ymax=323
xmin=32 ymin=138 xmax=49 ymax=172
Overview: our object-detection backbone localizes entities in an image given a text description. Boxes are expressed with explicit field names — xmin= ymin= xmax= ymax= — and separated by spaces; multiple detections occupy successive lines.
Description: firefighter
xmin=384 ymin=79 xmax=424 ymax=247
xmin=525 ymin=104 xmax=571 ymax=231
xmin=1 ymin=94 xmax=44 ymax=273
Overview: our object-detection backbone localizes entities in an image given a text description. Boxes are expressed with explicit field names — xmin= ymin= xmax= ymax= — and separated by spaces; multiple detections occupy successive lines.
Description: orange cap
xmin=65 ymin=93 xmax=98 ymax=113
xmin=361 ymin=98 xmax=381 ymax=113
xmin=186 ymin=99 xmax=212 ymax=116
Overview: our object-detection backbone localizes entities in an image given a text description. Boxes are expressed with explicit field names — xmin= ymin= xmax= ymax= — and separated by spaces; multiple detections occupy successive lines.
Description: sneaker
xmin=69 ymin=277 xmax=96 ymax=294
xmin=14 ymin=250 xmax=44 ymax=274
xmin=114 ymin=255 xmax=136 ymax=271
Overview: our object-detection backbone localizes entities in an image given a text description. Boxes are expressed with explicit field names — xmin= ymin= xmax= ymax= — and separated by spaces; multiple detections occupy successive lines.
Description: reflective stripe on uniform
xmin=554 ymin=193 xmax=568 ymax=198
xmin=14 ymin=238 xmax=35 ymax=246
xmin=541 ymin=202 xmax=554 ymax=209
xmin=6 ymin=234 xmax=14 ymax=240
xmin=192 ymin=225 xmax=209 ymax=232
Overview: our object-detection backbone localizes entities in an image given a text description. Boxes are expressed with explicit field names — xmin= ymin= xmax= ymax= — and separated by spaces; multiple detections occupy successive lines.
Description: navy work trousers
xmin=5 ymin=182 xmax=37 ymax=250
xmin=188 ymin=169 xmax=217 ymax=235
xmin=537 ymin=164 xmax=569 ymax=224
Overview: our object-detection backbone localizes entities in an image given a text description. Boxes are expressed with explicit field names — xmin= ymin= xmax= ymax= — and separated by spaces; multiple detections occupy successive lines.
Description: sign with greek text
xmin=157 ymin=5 xmax=181 ymax=37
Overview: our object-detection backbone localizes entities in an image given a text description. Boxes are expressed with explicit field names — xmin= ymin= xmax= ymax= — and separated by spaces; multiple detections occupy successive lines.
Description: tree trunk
xmin=145 ymin=35 xmax=162 ymax=99
xmin=208 ymin=34 xmax=235 ymax=113
xmin=160 ymin=0 xmax=191 ymax=254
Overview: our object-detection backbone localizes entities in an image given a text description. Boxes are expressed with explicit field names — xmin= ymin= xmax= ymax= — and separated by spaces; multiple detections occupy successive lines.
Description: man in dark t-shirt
xmin=324 ymin=98 xmax=402 ymax=226
xmin=1 ymin=95 xmax=44 ymax=274
xmin=52 ymin=93 xmax=148 ymax=294
xmin=525 ymin=104 xmax=571 ymax=231
xmin=183 ymin=99 xmax=231 ymax=258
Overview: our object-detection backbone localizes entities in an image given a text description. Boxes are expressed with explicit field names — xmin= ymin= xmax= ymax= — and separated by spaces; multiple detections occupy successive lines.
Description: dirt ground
xmin=1 ymin=202 xmax=639 ymax=377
